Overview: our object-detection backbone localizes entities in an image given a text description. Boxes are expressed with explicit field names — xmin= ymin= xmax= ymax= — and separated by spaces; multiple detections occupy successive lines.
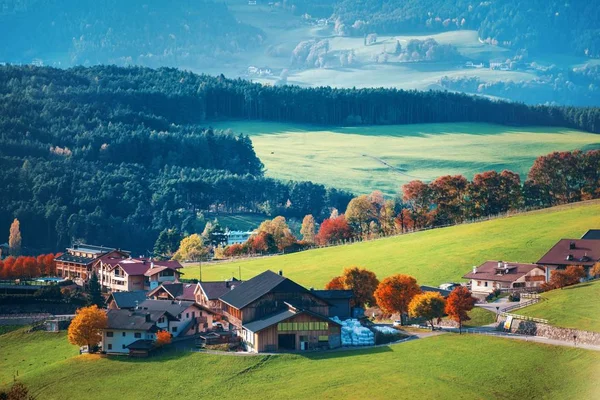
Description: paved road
xmin=475 ymin=300 xmax=520 ymax=313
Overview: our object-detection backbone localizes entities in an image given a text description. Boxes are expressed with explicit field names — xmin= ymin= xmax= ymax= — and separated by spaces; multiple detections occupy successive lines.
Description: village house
xmin=219 ymin=270 xmax=345 ymax=353
xmin=55 ymin=244 xmax=130 ymax=285
xmin=138 ymin=299 xmax=214 ymax=336
xmin=97 ymin=258 xmax=183 ymax=292
xmin=194 ymin=278 xmax=241 ymax=313
xmin=0 ymin=242 xmax=8 ymax=259
xmin=101 ymin=309 xmax=166 ymax=355
xmin=536 ymin=239 xmax=600 ymax=281
xmin=463 ymin=261 xmax=546 ymax=295
xmin=225 ymin=230 xmax=254 ymax=245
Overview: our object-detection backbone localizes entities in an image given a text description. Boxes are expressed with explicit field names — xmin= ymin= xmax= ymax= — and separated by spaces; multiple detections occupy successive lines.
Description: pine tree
xmin=87 ymin=271 xmax=104 ymax=308
xmin=8 ymin=218 xmax=21 ymax=256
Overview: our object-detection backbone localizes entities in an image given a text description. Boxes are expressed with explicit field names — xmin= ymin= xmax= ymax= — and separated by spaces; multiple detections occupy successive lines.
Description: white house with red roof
xmin=97 ymin=257 xmax=183 ymax=292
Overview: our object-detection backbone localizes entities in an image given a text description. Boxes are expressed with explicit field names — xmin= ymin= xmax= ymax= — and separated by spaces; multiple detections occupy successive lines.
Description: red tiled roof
xmin=536 ymin=239 xmax=600 ymax=267
xmin=463 ymin=261 xmax=544 ymax=282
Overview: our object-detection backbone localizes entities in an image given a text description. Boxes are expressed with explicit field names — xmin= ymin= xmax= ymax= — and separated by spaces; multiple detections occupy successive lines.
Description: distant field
xmin=519 ymin=280 xmax=600 ymax=333
xmin=207 ymin=213 xmax=266 ymax=231
xmin=2 ymin=328 xmax=599 ymax=399
xmin=182 ymin=201 xmax=600 ymax=288
xmin=211 ymin=121 xmax=600 ymax=194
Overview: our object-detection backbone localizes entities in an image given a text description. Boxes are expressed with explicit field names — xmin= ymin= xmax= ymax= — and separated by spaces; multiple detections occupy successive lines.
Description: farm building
xmin=463 ymin=261 xmax=546 ymax=295
xmin=219 ymin=270 xmax=347 ymax=353
xmin=309 ymin=289 xmax=354 ymax=319
xmin=536 ymin=239 xmax=600 ymax=280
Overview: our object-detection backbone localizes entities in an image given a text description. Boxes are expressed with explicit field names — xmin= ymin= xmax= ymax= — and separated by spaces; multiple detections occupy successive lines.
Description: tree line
xmin=207 ymin=149 xmax=599 ymax=257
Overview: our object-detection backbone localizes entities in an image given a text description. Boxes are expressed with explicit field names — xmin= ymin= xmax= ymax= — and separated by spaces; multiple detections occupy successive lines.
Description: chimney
xmin=569 ymin=241 xmax=576 ymax=250
xmin=225 ymin=281 xmax=230 ymax=288
xmin=151 ymin=261 xmax=154 ymax=269
xmin=145 ymin=313 xmax=151 ymax=322
xmin=472 ymin=266 xmax=477 ymax=274
xmin=135 ymin=300 xmax=139 ymax=310
xmin=278 ymin=270 xmax=283 ymax=276
xmin=497 ymin=261 xmax=502 ymax=269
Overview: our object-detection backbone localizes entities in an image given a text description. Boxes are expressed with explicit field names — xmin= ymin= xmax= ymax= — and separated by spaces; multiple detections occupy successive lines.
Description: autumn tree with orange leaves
xmin=155 ymin=330 xmax=172 ymax=347
xmin=68 ymin=305 xmax=107 ymax=352
xmin=374 ymin=274 xmax=421 ymax=324
xmin=445 ymin=287 xmax=476 ymax=334
xmin=325 ymin=267 xmax=379 ymax=308
xmin=325 ymin=275 xmax=345 ymax=290
xmin=591 ymin=262 xmax=600 ymax=278
xmin=542 ymin=265 xmax=587 ymax=290
xmin=409 ymin=292 xmax=446 ymax=330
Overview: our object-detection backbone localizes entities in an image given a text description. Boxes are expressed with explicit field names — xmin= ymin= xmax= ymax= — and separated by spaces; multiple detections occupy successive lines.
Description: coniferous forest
xmin=0 ymin=64 xmax=599 ymax=253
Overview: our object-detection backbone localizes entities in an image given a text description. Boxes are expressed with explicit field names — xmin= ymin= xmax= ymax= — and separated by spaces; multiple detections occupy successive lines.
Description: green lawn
xmin=0 ymin=329 xmax=78 ymax=386
xmin=3 ymin=332 xmax=599 ymax=399
xmin=519 ymin=280 xmax=600 ymax=333
xmin=211 ymin=121 xmax=600 ymax=194
xmin=464 ymin=307 xmax=498 ymax=327
xmin=182 ymin=200 xmax=600 ymax=288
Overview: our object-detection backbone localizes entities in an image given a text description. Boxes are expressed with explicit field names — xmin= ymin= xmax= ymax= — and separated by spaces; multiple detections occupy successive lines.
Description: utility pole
xmin=198 ymin=259 xmax=202 ymax=282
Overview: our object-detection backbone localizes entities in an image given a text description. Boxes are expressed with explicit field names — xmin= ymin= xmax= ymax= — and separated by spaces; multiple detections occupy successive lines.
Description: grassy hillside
xmin=182 ymin=201 xmax=600 ymax=287
xmin=212 ymin=121 xmax=600 ymax=194
xmin=519 ymin=280 xmax=600 ymax=333
xmin=2 ymin=330 xmax=599 ymax=399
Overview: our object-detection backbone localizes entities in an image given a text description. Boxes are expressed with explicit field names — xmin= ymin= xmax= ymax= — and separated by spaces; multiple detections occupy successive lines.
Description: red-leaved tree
xmin=374 ymin=274 xmax=421 ymax=324
xmin=315 ymin=215 xmax=353 ymax=246
xmin=445 ymin=286 xmax=476 ymax=334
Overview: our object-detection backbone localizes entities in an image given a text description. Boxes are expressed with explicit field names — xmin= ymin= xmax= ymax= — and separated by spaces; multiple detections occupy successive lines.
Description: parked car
xmin=212 ymin=322 xmax=224 ymax=330
xmin=392 ymin=320 xmax=402 ymax=327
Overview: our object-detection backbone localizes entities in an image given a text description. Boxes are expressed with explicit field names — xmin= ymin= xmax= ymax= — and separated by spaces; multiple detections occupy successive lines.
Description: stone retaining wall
xmin=497 ymin=317 xmax=600 ymax=346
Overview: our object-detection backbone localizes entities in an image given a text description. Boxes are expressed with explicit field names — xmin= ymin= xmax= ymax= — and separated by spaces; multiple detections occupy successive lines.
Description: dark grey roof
xmin=106 ymin=309 xmax=162 ymax=331
xmin=138 ymin=299 xmax=198 ymax=317
xmin=243 ymin=309 xmax=296 ymax=333
xmin=199 ymin=279 xmax=241 ymax=300
xmin=420 ymin=286 xmax=451 ymax=297
xmin=311 ymin=289 xmax=354 ymax=300
xmin=220 ymin=270 xmax=309 ymax=309
xmin=582 ymin=229 xmax=600 ymax=240
xmin=109 ymin=291 xmax=148 ymax=309
xmin=55 ymin=253 xmax=95 ymax=265
xmin=126 ymin=339 xmax=154 ymax=350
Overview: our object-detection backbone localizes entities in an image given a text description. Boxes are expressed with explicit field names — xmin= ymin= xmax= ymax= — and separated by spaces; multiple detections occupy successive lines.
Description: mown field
xmin=211 ymin=121 xmax=600 ymax=194
xmin=519 ymin=280 xmax=600 ymax=333
xmin=182 ymin=200 xmax=600 ymax=288
xmin=2 ymin=328 xmax=599 ymax=399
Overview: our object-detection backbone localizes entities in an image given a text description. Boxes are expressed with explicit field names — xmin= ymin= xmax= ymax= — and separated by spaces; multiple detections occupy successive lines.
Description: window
xmin=309 ymin=322 xmax=316 ymax=330
xmin=318 ymin=335 xmax=328 ymax=342
xmin=106 ymin=331 xmax=114 ymax=337
xmin=134 ymin=332 xmax=141 ymax=339
xmin=191 ymin=311 xmax=195 ymax=318
xmin=172 ymin=326 xmax=178 ymax=333
xmin=122 ymin=344 xmax=126 ymax=349
xmin=122 ymin=332 xmax=126 ymax=337
xmin=186 ymin=313 xmax=189 ymax=319
xmin=484 ymin=282 xmax=488 ymax=287
xmin=477 ymin=281 xmax=482 ymax=286
xmin=158 ymin=317 xmax=165 ymax=323
xmin=178 ymin=314 xmax=181 ymax=319
xmin=107 ymin=344 xmax=112 ymax=350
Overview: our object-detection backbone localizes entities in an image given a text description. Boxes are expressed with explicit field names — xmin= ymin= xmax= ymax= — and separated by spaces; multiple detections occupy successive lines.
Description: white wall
xmin=101 ymin=329 xmax=155 ymax=354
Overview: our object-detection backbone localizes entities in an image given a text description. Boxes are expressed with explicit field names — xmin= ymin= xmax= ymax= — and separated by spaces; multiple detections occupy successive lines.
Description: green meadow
xmin=211 ymin=121 xmax=600 ymax=194
xmin=519 ymin=280 xmax=600 ymax=333
xmin=2 ymin=328 xmax=599 ymax=399
xmin=182 ymin=200 xmax=600 ymax=288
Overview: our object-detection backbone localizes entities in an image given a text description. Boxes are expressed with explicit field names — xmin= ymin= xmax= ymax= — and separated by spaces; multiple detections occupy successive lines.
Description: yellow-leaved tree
xmin=173 ymin=234 xmax=208 ymax=262
xmin=408 ymin=291 xmax=446 ymax=330
xmin=68 ymin=305 xmax=107 ymax=353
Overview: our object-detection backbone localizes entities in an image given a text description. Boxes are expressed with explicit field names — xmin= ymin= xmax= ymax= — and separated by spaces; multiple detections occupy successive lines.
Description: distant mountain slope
xmin=0 ymin=0 xmax=264 ymax=66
